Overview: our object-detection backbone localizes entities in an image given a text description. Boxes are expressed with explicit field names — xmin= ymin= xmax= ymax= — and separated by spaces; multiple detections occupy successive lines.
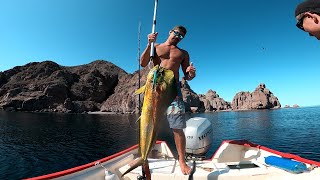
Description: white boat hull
xmin=26 ymin=140 xmax=320 ymax=180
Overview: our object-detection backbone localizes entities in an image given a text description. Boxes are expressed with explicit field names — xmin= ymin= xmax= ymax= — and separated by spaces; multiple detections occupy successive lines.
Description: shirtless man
xmin=140 ymin=25 xmax=196 ymax=175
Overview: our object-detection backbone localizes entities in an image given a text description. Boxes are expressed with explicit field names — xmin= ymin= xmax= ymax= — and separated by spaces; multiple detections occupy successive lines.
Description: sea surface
xmin=1 ymin=106 xmax=320 ymax=179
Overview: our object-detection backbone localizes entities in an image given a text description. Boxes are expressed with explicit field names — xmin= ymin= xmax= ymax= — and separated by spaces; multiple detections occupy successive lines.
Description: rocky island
xmin=0 ymin=60 xmax=281 ymax=113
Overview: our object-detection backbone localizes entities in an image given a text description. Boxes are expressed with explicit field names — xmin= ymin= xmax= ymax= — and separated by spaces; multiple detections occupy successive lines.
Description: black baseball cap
xmin=295 ymin=0 xmax=320 ymax=17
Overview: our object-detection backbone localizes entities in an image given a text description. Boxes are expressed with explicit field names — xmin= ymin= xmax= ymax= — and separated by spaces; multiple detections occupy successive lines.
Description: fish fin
xmin=161 ymin=81 xmax=167 ymax=91
xmin=135 ymin=85 xmax=146 ymax=95
xmin=121 ymin=157 xmax=144 ymax=177
xmin=163 ymin=69 xmax=175 ymax=84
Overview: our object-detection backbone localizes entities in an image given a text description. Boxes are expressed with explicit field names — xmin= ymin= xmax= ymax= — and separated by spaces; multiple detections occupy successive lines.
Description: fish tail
xmin=121 ymin=157 xmax=144 ymax=177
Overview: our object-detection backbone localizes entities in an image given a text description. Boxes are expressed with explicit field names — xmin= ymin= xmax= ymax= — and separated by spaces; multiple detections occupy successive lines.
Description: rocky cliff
xmin=231 ymin=83 xmax=281 ymax=110
xmin=0 ymin=61 xmax=281 ymax=113
xmin=0 ymin=60 xmax=127 ymax=113
xmin=100 ymin=66 xmax=149 ymax=113
xmin=198 ymin=90 xmax=232 ymax=112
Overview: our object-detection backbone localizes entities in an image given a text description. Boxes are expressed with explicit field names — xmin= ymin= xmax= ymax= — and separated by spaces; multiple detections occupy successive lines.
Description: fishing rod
xmin=150 ymin=0 xmax=160 ymax=91
xmin=149 ymin=0 xmax=158 ymax=67
xmin=137 ymin=22 xmax=142 ymax=168
xmin=138 ymin=21 xmax=142 ymax=114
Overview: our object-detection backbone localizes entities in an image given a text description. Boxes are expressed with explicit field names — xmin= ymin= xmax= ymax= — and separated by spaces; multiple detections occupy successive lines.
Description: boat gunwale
xmin=24 ymin=141 xmax=167 ymax=180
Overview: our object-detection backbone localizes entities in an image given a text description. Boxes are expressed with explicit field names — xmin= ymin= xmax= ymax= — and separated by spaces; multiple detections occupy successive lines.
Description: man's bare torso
xmin=154 ymin=43 xmax=188 ymax=82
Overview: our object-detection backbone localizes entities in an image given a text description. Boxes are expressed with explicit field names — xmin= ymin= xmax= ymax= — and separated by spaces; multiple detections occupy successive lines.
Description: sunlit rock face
xmin=232 ymin=83 xmax=281 ymax=110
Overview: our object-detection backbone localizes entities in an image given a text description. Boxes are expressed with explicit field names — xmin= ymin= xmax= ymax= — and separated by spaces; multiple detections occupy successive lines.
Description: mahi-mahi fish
xmin=121 ymin=65 xmax=177 ymax=179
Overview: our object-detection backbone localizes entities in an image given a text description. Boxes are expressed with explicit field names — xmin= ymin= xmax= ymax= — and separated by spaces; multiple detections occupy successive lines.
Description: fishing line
xmin=130 ymin=21 xmax=142 ymax=132
xmin=127 ymin=115 xmax=140 ymax=131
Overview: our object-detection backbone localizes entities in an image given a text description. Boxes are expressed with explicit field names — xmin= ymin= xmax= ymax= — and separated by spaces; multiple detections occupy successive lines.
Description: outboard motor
xmin=184 ymin=117 xmax=213 ymax=155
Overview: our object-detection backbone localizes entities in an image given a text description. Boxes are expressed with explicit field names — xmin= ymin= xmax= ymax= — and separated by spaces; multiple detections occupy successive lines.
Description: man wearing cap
xmin=295 ymin=0 xmax=320 ymax=39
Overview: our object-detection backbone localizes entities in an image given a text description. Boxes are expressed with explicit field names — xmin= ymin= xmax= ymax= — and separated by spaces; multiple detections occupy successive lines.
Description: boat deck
xmin=120 ymin=157 xmax=320 ymax=180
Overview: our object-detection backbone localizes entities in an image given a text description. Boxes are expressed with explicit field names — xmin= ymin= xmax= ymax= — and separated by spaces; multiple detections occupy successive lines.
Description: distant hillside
xmin=0 ymin=60 xmax=281 ymax=113
xmin=0 ymin=60 xmax=127 ymax=113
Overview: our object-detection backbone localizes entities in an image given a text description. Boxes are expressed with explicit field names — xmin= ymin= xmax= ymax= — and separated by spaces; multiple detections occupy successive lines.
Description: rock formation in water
xmin=0 ymin=60 xmax=127 ymax=113
xmin=0 ymin=61 xmax=281 ymax=113
xmin=293 ymin=104 xmax=299 ymax=108
xmin=231 ymin=83 xmax=281 ymax=110
xmin=198 ymin=90 xmax=232 ymax=112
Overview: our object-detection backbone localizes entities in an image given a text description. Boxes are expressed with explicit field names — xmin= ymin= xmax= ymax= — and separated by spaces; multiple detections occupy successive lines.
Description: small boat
xmin=26 ymin=118 xmax=320 ymax=180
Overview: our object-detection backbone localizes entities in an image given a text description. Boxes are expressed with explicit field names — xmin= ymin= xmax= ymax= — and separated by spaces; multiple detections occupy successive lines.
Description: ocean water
xmin=0 ymin=106 xmax=320 ymax=179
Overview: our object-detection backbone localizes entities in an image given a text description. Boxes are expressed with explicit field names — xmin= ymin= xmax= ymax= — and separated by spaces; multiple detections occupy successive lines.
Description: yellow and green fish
xmin=122 ymin=65 xmax=177 ymax=179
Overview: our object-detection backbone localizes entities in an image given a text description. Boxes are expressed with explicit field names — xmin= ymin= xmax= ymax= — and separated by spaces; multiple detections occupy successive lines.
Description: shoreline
xmin=87 ymin=111 xmax=120 ymax=115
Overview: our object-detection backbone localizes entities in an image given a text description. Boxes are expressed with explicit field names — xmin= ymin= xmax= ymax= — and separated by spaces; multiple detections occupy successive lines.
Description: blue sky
xmin=0 ymin=0 xmax=319 ymax=107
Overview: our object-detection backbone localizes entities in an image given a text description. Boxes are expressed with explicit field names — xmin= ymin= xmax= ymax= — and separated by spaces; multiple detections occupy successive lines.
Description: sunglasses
xmin=296 ymin=15 xmax=306 ymax=31
xmin=172 ymin=30 xmax=184 ymax=39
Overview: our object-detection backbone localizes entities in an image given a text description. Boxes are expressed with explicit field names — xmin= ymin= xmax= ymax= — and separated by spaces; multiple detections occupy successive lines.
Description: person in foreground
xmin=295 ymin=0 xmax=320 ymax=39
xmin=140 ymin=25 xmax=196 ymax=175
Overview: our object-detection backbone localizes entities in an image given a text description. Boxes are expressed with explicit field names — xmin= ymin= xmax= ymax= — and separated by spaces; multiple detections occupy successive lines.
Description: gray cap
xmin=295 ymin=0 xmax=320 ymax=17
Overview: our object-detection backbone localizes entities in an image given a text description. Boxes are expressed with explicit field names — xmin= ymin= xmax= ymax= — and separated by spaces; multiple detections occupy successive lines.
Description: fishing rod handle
xmin=150 ymin=42 xmax=155 ymax=57
xmin=150 ymin=0 xmax=158 ymax=58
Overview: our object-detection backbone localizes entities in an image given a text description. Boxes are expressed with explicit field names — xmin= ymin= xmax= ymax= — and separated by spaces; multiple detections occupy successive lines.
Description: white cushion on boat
xmin=242 ymin=149 xmax=259 ymax=160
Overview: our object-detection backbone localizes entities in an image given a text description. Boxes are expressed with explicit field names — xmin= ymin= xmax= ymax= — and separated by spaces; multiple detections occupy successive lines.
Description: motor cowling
xmin=184 ymin=117 xmax=213 ymax=155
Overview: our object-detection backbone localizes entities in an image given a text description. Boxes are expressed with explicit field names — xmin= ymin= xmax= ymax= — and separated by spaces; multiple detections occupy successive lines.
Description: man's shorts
xmin=166 ymin=83 xmax=186 ymax=129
